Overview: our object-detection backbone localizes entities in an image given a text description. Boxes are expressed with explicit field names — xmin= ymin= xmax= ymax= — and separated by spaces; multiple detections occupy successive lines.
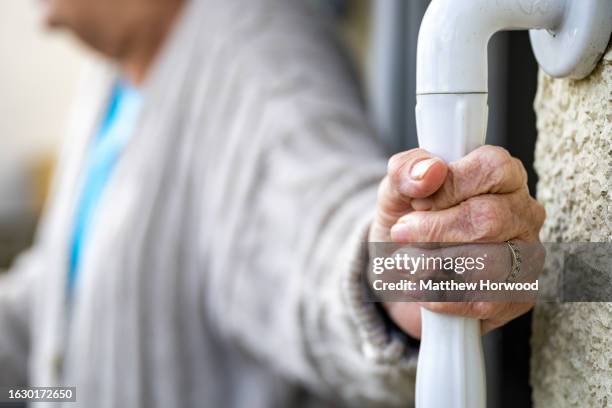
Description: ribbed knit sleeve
xmin=195 ymin=2 xmax=420 ymax=400
xmin=201 ymin=91 xmax=419 ymax=404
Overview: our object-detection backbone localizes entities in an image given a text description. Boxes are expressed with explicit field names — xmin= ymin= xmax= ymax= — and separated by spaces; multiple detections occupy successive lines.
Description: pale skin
xmin=370 ymin=145 xmax=546 ymax=338
xmin=42 ymin=0 xmax=546 ymax=342
xmin=43 ymin=0 xmax=185 ymax=85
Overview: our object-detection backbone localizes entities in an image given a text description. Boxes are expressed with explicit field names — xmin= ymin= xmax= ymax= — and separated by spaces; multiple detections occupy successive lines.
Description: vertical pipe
xmin=414 ymin=1 xmax=568 ymax=407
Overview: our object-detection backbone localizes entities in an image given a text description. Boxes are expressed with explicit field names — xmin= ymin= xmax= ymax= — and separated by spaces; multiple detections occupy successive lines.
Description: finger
xmin=373 ymin=149 xmax=447 ymax=237
xmin=411 ymin=145 xmax=528 ymax=211
xmin=385 ymin=148 xmax=448 ymax=202
xmin=390 ymin=190 xmax=546 ymax=243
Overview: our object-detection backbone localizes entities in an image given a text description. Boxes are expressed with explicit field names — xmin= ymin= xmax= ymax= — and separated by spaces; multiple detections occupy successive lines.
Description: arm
xmin=196 ymin=2 xmax=544 ymax=402
xmin=200 ymin=90 xmax=545 ymax=407
xmin=201 ymin=90 xmax=417 ymax=406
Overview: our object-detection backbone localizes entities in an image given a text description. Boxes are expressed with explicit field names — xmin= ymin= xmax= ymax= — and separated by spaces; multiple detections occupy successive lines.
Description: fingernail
xmin=410 ymin=158 xmax=437 ymax=180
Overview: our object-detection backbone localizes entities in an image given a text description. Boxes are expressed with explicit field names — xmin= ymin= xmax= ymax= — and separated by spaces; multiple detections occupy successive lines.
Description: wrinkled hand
xmin=369 ymin=146 xmax=546 ymax=338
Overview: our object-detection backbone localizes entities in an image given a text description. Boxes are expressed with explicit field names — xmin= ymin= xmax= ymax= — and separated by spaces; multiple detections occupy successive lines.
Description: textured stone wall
xmin=531 ymin=43 xmax=612 ymax=407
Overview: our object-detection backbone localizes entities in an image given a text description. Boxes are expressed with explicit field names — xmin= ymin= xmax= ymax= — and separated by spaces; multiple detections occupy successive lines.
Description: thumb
xmin=370 ymin=148 xmax=447 ymax=242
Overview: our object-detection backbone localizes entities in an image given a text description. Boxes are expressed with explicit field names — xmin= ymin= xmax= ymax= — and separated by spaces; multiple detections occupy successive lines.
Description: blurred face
xmin=42 ymin=0 xmax=183 ymax=59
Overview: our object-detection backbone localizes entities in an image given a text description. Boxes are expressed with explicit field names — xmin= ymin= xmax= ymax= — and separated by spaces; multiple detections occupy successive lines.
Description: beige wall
xmin=0 ymin=0 xmax=87 ymax=214
xmin=531 ymin=44 xmax=612 ymax=407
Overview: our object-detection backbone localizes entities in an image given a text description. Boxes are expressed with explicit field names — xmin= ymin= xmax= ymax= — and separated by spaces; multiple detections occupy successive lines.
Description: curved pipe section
xmin=417 ymin=0 xmax=566 ymax=94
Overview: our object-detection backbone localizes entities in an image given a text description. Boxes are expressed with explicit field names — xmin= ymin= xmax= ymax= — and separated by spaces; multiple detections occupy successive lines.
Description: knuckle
xmin=491 ymin=157 xmax=514 ymax=185
xmin=514 ymin=158 xmax=529 ymax=186
xmin=522 ymin=198 xmax=546 ymax=238
xmin=481 ymin=145 xmax=512 ymax=167
xmin=533 ymin=201 xmax=547 ymax=227
xmin=478 ymin=146 xmax=514 ymax=187
xmin=464 ymin=199 xmax=504 ymax=241
xmin=487 ymin=145 xmax=513 ymax=164
xmin=441 ymin=171 xmax=460 ymax=206
xmin=387 ymin=148 xmax=424 ymax=178
xmin=386 ymin=155 xmax=405 ymax=186
xmin=489 ymin=167 xmax=506 ymax=190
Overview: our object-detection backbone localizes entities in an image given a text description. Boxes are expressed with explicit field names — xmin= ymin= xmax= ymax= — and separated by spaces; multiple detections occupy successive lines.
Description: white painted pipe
xmin=414 ymin=0 xmax=612 ymax=407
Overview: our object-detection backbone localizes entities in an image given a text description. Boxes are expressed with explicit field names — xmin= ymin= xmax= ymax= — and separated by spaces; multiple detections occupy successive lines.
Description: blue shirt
xmin=68 ymin=81 xmax=143 ymax=296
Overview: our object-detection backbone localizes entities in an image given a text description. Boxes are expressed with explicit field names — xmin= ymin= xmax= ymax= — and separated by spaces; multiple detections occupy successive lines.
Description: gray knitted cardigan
xmin=0 ymin=0 xmax=417 ymax=406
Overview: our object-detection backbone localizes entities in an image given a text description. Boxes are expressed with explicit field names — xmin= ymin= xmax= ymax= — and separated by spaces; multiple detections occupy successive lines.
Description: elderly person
xmin=0 ymin=0 xmax=545 ymax=406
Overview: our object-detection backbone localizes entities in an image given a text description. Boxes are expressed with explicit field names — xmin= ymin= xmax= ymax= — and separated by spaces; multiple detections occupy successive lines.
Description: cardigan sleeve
xmin=0 ymin=249 xmax=40 ymax=386
xmin=195 ymin=2 xmax=419 ymax=404
xmin=201 ymin=80 xmax=418 ymax=406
